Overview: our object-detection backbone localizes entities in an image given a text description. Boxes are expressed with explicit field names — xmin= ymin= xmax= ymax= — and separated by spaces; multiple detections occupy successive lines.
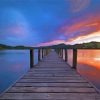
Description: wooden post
xmin=30 ymin=49 xmax=34 ymax=68
xmin=42 ymin=48 xmax=44 ymax=58
xmin=44 ymin=49 xmax=45 ymax=56
xmin=59 ymin=49 xmax=61 ymax=57
xmin=59 ymin=49 xmax=60 ymax=56
xmin=65 ymin=49 xmax=68 ymax=62
xmin=44 ymin=49 xmax=46 ymax=56
xmin=61 ymin=49 xmax=63 ymax=58
xmin=60 ymin=49 xmax=62 ymax=57
xmin=62 ymin=49 xmax=63 ymax=59
xmin=72 ymin=49 xmax=77 ymax=69
xmin=38 ymin=49 xmax=41 ymax=62
xmin=46 ymin=49 xmax=48 ymax=55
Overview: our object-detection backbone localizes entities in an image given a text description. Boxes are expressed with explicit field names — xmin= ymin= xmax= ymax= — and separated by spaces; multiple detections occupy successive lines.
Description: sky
xmin=0 ymin=0 xmax=100 ymax=46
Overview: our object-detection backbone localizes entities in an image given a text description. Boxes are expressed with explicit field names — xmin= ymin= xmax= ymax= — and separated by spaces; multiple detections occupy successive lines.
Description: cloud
xmin=66 ymin=31 xmax=100 ymax=44
xmin=5 ymin=24 xmax=29 ymax=37
xmin=58 ymin=14 xmax=100 ymax=38
xmin=37 ymin=40 xmax=66 ymax=46
xmin=36 ymin=13 xmax=100 ymax=46
xmin=68 ymin=0 xmax=91 ymax=12
xmin=0 ymin=9 xmax=30 ymax=38
xmin=37 ymin=30 xmax=100 ymax=47
xmin=0 ymin=8 xmax=40 ymax=46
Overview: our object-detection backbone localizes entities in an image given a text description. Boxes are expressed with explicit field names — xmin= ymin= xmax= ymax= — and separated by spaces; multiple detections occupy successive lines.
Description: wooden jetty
xmin=0 ymin=50 xmax=100 ymax=100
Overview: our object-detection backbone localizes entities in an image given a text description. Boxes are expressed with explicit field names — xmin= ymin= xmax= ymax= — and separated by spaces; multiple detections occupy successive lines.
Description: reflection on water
xmin=77 ymin=50 xmax=100 ymax=90
xmin=67 ymin=49 xmax=100 ymax=90
xmin=0 ymin=50 xmax=38 ymax=94
xmin=78 ymin=50 xmax=100 ymax=70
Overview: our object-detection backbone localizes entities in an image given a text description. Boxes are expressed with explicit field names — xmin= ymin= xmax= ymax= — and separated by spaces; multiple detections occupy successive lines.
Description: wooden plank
xmin=30 ymin=68 xmax=73 ymax=70
xmin=14 ymin=82 xmax=92 ymax=87
xmin=7 ymin=87 xmax=96 ymax=93
xmin=21 ymin=77 xmax=83 ymax=80
xmin=28 ymin=71 xmax=77 ymax=74
xmin=18 ymin=79 xmax=87 ymax=83
xmin=25 ymin=73 xmax=80 ymax=77
xmin=29 ymin=70 xmax=75 ymax=72
xmin=0 ymin=93 xmax=98 ymax=100
xmin=22 ymin=76 xmax=82 ymax=78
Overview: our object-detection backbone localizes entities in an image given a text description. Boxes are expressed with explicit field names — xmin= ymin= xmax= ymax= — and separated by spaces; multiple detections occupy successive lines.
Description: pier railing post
xmin=46 ymin=49 xmax=48 ymax=55
xmin=43 ymin=49 xmax=45 ymax=56
xmin=38 ymin=49 xmax=41 ymax=62
xmin=30 ymin=49 xmax=34 ymax=68
xmin=60 ymin=49 xmax=62 ymax=57
xmin=42 ymin=48 xmax=44 ymax=58
xmin=72 ymin=49 xmax=77 ymax=69
xmin=44 ymin=49 xmax=46 ymax=56
xmin=59 ymin=49 xmax=60 ymax=56
xmin=65 ymin=48 xmax=68 ymax=62
xmin=62 ymin=49 xmax=63 ymax=58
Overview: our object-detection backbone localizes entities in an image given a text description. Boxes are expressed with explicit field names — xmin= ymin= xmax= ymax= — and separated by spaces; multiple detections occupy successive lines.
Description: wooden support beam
xmin=44 ymin=49 xmax=46 ymax=56
xmin=59 ymin=49 xmax=61 ymax=57
xmin=61 ymin=49 xmax=63 ymax=58
xmin=65 ymin=49 xmax=68 ymax=62
xmin=72 ymin=49 xmax=77 ymax=69
xmin=60 ymin=49 xmax=62 ymax=57
xmin=46 ymin=49 xmax=48 ymax=55
xmin=42 ymin=49 xmax=44 ymax=58
xmin=59 ymin=49 xmax=60 ymax=56
xmin=30 ymin=49 xmax=34 ymax=68
xmin=38 ymin=49 xmax=41 ymax=62
xmin=44 ymin=49 xmax=45 ymax=56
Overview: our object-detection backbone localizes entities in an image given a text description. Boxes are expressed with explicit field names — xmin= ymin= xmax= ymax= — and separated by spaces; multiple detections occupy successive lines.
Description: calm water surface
xmin=0 ymin=49 xmax=100 ymax=94
xmin=67 ymin=49 xmax=100 ymax=91
xmin=0 ymin=50 xmax=38 ymax=94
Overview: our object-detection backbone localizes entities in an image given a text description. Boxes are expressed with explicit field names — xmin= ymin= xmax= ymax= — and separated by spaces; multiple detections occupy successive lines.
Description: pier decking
xmin=0 ymin=50 xmax=100 ymax=100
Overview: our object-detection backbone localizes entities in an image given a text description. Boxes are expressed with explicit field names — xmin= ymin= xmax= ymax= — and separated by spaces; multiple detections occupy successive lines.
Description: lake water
xmin=0 ymin=49 xmax=100 ymax=94
xmin=67 ymin=49 xmax=100 ymax=91
xmin=0 ymin=49 xmax=38 ymax=94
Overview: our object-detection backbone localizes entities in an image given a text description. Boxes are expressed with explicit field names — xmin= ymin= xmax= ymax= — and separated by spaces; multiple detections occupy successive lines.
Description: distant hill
xmin=0 ymin=44 xmax=33 ymax=50
xmin=0 ymin=44 xmax=12 ymax=49
xmin=0 ymin=41 xmax=100 ymax=50
xmin=39 ymin=42 xmax=100 ymax=49
xmin=74 ymin=41 xmax=100 ymax=49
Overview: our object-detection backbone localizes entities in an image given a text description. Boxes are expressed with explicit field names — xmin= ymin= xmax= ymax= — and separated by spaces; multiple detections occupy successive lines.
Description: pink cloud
xmin=5 ymin=24 xmax=28 ymax=36
xmin=57 ymin=14 xmax=100 ymax=37
xmin=37 ymin=40 xmax=66 ymax=47
xmin=37 ymin=14 xmax=100 ymax=47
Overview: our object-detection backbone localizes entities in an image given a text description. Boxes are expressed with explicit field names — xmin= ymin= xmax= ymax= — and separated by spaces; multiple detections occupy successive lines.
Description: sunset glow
xmin=38 ymin=30 xmax=100 ymax=46
xmin=0 ymin=0 xmax=100 ymax=46
xmin=66 ymin=31 xmax=100 ymax=44
xmin=78 ymin=50 xmax=100 ymax=70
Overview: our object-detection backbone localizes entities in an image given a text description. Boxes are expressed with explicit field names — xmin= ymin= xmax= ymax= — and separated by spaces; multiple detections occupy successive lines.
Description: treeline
xmin=0 ymin=44 xmax=33 ymax=50
xmin=74 ymin=42 xmax=100 ymax=49
xmin=40 ymin=41 xmax=100 ymax=49
xmin=0 ymin=41 xmax=100 ymax=50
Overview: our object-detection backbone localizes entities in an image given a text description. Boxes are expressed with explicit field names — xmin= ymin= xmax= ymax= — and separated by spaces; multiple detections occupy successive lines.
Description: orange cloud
xmin=37 ymin=14 xmax=100 ymax=46
xmin=37 ymin=30 xmax=100 ymax=46
xmin=59 ymin=15 xmax=100 ymax=37
xmin=66 ymin=31 xmax=100 ymax=44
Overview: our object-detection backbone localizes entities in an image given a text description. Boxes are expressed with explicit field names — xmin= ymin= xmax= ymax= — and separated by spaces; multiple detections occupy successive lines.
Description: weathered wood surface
xmin=0 ymin=50 xmax=100 ymax=100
